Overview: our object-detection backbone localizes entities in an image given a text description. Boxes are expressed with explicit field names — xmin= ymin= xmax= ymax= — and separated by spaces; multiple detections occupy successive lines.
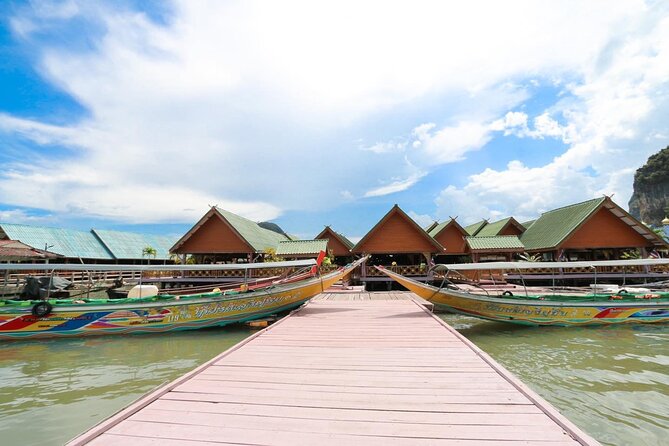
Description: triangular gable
xmin=520 ymin=198 xmax=606 ymax=251
xmin=561 ymin=198 xmax=669 ymax=250
xmin=521 ymin=196 xmax=668 ymax=251
xmin=315 ymin=227 xmax=353 ymax=257
xmin=352 ymin=205 xmax=444 ymax=254
xmin=170 ymin=208 xmax=255 ymax=254
xmin=429 ymin=219 xmax=469 ymax=254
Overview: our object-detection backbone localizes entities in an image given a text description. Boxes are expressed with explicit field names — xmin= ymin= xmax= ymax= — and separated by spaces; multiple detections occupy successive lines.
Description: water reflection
xmin=0 ymin=326 xmax=254 ymax=446
xmin=444 ymin=314 xmax=669 ymax=446
xmin=1 ymin=313 xmax=667 ymax=446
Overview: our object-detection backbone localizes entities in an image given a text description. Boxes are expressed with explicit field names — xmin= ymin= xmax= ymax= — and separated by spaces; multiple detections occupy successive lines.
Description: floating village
xmin=1 ymin=194 xmax=669 ymax=444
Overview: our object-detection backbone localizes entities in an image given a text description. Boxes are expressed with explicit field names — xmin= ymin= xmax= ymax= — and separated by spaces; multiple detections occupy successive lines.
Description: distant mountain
xmin=629 ymin=146 xmax=669 ymax=225
xmin=258 ymin=221 xmax=289 ymax=237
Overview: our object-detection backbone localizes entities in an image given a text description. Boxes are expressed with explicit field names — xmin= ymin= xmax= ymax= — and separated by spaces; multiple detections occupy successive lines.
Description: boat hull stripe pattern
xmin=0 ymin=262 xmax=359 ymax=339
xmin=377 ymin=266 xmax=669 ymax=326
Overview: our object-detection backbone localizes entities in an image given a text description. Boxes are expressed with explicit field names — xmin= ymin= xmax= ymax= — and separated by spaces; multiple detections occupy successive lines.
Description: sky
xmin=1 ymin=0 xmax=669 ymax=243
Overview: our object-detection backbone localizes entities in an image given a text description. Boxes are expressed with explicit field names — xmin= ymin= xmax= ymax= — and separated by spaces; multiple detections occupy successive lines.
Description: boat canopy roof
xmin=433 ymin=258 xmax=669 ymax=271
xmin=0 ymin=259 xmax=317 ymax=272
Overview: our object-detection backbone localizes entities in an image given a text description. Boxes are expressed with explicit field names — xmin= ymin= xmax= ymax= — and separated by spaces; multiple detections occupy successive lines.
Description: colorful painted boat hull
xmin=0 ymin=265 xmax=354 ymax=339
xmin=377 ymin=267 xmax=669 ymax=326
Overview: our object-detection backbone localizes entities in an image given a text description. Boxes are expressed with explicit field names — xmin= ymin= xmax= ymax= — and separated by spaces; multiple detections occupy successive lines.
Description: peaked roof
xmin=464 ymin=220 xmax=488 ymax=236
xmin=315 ymin=226 xmax=354 ymax=250
xmin=170 ymin=207 xmax=289 ymax=254
xmin=520 ymin=197 xmax=668 ymax=250
xmin=476 ymin=217 xmax=526 ymax=237
xmin=92 ymin=229 xmax=176 ymax=260
xmin=466 ymin=235 xmax=525 ymax=251
xmin=428 ymin=218 xmax=468 ymax=238
xmin=352 ymin=205 xmax=444 ymax=253
xmin=520 ymin=197 xmax=604 ymax=250
xmin=0 ymin=223 xmax=114 ymax=259
xmin=276 ymin=239 xmax=328 ymax=256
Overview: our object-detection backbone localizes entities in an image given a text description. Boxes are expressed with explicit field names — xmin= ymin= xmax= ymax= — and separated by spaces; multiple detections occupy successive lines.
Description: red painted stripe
xmin=594 ymin=308 xmax=626 ymax=318
xmin=0 ymin=314 xmax=40 ymax=331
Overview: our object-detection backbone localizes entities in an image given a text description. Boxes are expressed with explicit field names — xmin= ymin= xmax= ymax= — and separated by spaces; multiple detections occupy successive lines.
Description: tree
xmin=518 ymin=252 xmax=542 ymax=262
xmin=142 ymin=246 xmax=157 ymax=264
xmin=263 ymin=247 xmax=284 ymax=262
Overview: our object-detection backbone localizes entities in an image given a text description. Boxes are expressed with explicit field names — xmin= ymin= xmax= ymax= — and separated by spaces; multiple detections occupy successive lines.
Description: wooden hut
xmin=170 ymin=207 xmax=289 ymax=263
xmin=428 ymin=219 xmax=470 ymax=263
xmin=352 ymin=205 xmax=444 ymax=282
xmin=520 ymin=196 xmax=669 ymax=260
xmin=314 ymin=226 xmax=354 ymax=265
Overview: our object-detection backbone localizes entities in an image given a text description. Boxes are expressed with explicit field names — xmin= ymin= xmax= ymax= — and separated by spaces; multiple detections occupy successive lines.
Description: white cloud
xmin=436 ymin=161 xmax=599 ymax=223
xmin=407 ymin=211 xmax=435 ymax=229
xmin=489 ymin=111 xmax=529 ymax=134
xmin=412 ymin=121 xmax=493 ymax=165
xmin=0 ymin=209 xmax=53 ymax=224
xmin=434 ymin=5 xmax=669 ymax=221
xmin=364 ymin=171 xmax=427 ymax=198
xmin=1 ymin=0 xmax=668 ymax=228
xmin=360 ymin=141 xmax=407 ymax=154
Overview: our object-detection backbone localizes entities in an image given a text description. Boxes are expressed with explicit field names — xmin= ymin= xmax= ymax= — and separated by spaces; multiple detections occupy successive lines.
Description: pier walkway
xmin=69 ymin=291 xmax=599 ymax=445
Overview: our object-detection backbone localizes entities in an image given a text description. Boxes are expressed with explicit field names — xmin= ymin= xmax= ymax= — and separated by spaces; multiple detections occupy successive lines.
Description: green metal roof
xmin=464 ymin=220 xmax=487 ymax=236
xmin=216 ymin=207 xmax=289 ymax=252
xmin=521 ymin=219 xmax=536 ymax=229
xmin=0 ymin=223 xmax=113 ymax=259
xmin=466 ymin=235 xmax=525 ymax=251
xmin=520 ymin=197 xmax=606 ymax=250
xmin=428 ymin=221 xmax=448 ymax=237
xmin=476 ymin=218 xmax=513 ymax=237
xmin=92 ymin=229 xmax=177 ymax=260
xmin=276 ymin=239 xmax=328 ymax=256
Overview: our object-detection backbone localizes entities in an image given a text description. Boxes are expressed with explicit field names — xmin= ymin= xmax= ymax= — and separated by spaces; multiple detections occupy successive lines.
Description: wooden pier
xmin=68 ymin=291 xmax=599 ymax=445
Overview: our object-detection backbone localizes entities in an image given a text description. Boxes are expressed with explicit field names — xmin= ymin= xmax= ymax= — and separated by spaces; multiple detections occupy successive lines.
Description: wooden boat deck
xmin=68 ymin=291 xmax=599 ymax=445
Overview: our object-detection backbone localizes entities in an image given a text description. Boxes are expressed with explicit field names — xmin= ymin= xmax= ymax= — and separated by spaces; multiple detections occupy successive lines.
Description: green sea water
xmin=442 ymin=314 xmax=669 ymax=446
xmin=0 ymin=318 xmax=667 ymax=445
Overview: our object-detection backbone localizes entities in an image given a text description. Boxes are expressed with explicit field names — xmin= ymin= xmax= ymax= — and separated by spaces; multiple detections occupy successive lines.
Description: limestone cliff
xmin=629 ymin=146 xmax=669 ymax=225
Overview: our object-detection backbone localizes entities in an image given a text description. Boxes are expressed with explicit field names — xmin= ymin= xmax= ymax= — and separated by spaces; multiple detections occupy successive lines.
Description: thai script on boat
xmin=167 ymin=292 xmax=301 ymax=322
xmin=482 ymin=303 xmax=569 ymax=318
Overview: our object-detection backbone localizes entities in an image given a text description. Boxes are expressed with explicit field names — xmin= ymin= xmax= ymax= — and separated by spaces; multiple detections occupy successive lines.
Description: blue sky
xmin=1 ymin=1 xmax=669 ymax=242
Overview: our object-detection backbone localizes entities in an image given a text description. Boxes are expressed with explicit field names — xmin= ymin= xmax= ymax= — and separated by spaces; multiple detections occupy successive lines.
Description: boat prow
xmin=0 ymin=258 xmax=364 ymax=339
xmin=376 ymin=264 xmax=669 ymax=326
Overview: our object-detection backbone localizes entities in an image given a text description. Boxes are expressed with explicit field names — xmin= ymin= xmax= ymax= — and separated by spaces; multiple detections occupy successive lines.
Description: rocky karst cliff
xmin=629 ymin=146 xmax=669 ymax=225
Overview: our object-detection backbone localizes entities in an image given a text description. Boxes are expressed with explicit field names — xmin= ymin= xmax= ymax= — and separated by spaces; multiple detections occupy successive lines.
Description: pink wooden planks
xmin=67 ymin=292 xmax=600 ymax=446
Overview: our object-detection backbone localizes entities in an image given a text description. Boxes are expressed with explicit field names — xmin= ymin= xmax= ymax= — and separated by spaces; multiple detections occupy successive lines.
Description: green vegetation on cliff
xmin=629 ymin=146 xmax=669 ymax=225
xmin=635 ymin=146 xmax=669 ymax=186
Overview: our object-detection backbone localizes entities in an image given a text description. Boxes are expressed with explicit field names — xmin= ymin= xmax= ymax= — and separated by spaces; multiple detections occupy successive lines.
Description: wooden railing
xmin=365 ymin=265 xmax=428 ymax=277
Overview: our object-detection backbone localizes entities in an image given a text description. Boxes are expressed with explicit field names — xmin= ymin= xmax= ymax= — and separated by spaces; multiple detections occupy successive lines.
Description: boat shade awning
xmin=0 ymin=259 xmax=317 ymax=272
xmin=432 ymin=258 xmax=669 ymax=271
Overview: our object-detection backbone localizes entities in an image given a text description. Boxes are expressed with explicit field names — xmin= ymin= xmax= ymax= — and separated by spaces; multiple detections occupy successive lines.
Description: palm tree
xmin=142 ymin=246 xmax=157 ymax=264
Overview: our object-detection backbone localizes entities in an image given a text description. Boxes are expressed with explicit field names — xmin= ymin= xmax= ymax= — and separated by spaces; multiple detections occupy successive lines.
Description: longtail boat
xmin=0 ymin=258 xmax=362 ymax=339
xmin=377 ymin=259 xmax=669 ymax=326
